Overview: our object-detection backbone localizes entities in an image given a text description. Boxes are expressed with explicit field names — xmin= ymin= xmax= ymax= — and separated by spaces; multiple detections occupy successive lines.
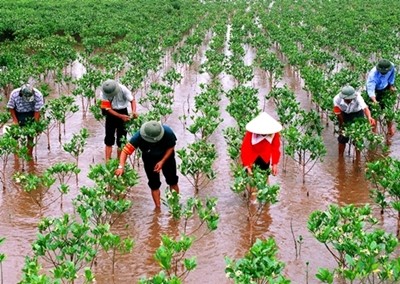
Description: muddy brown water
xmin=1 ymin=45 xmax=400 ymax=284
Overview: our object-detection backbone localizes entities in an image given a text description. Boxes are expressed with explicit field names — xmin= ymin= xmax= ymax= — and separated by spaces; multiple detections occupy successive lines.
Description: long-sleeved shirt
xmin=240 ymin=131 xmax=281 ymax=167
xmin=366 ymin=64 xmax=396 ymax=98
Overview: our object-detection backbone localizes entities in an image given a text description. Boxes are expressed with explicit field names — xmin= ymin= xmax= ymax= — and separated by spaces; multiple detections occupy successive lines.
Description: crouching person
xmin=115 ymin=120 xmax=179 ymax=209
xmin=7 ymin=84 xmax=44 ymax=156
xmin=333 ymin=86 xmax=375 ymax=157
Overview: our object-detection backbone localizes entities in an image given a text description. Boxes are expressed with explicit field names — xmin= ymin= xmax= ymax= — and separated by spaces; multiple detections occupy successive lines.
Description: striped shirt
xmin=7 ymin=87 xmax=44 ymax=113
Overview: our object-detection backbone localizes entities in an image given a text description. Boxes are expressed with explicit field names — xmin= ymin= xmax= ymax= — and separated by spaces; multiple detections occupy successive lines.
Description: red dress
xmin=240 ymin=131 xmax=281 ymax=168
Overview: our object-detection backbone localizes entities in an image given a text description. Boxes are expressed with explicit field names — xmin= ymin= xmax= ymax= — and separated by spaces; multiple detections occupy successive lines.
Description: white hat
xmin=245 ymin=112 xmax=282 ymax=134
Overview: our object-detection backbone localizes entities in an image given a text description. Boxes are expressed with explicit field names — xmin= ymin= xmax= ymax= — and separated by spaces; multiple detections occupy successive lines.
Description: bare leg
xmin=170 ymin=184 xmax=179 ymax=194
xmin=372 ymin=123 xmax=377 ymax=134
xmin=105 ymin=145 xmax=112 ymax=162
xmin=27 ymin=145 xmax=33 ymax=157
xmin=387 ymin=121 xmax=394 ymax=136
xmin=355 ymin=149 xmax=361 ymax=160
xmin=338 ymin=143 xmax=345 ymax=156
xmin=151 ymin=189 xmax=161 ymax=208
xmin=117 ymin=148 xmax=122 ymax=159
xmin=27 ymin=137 xmax=34 ymax=157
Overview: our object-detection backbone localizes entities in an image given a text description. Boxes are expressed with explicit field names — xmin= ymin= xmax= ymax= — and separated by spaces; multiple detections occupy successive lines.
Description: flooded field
xmin=1 ymin=29 xmax=399 ymax=284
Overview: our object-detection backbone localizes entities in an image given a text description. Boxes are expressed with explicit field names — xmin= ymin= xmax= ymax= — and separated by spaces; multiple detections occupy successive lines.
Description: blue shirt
xmin=366 ymin=64 xmax=396 ymax=98
xmin=7 ymin=87 xmax=44 ymax=113
xmin=129 ymin=125 xmax=176 ymax=159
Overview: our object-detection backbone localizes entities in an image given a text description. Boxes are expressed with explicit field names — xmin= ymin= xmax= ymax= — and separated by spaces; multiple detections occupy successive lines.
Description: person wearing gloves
xmin=7 ymin=84 xmax=44 ymax=156
xmin=333 ymin=85 xmax=375 ymax=156
xmin=100 ymin=79 xmax=138 ymax=161
xmin=366 ymin=59 xmax=396 ymax=135
xmin=115 ymin=120 xmax=179 ymax=209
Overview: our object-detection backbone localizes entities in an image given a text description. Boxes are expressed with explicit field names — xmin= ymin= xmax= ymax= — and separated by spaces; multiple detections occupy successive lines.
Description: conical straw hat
xmin=245 ymin=112 xmax=282 ymax=134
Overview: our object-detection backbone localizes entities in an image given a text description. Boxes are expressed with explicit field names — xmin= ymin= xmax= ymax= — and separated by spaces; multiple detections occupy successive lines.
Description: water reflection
xmin=1 ymin=22 xmax=398 ymax=284
xmin=334 ymin=156 xmax=371 ymax=206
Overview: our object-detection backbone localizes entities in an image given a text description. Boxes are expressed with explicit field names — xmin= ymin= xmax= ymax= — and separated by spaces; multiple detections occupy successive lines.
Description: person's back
xmin=130 ymin=125 xmax=176 ymax=158
xmin=100 ymin=79 xmax=137 ymax=161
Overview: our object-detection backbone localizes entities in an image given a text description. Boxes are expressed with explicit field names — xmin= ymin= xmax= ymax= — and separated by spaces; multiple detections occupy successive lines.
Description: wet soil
xmin=0 ymin=39 xmax=399 ymax=284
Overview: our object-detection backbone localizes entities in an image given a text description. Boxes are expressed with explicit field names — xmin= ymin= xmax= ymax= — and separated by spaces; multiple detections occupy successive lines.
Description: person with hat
xmin=100 ymin=79 xmax=138 ymax=161
xmin=366 ymin=59 xmax=396 ymax=135
xmin=115 ymin=120 xmax=179 ymax=208
xmin=7 ymin=84 xmax=44 ymax=156
xmin=333 ymin=85 xmax=375 ymax=156
xmin=240 ymin=112 xmax=282 ymax=202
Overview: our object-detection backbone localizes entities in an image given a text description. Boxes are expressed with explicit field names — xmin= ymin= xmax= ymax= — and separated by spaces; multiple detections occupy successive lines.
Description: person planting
xmin=115 ymin=120 xmax=180 ymax=209
xmin=7 ymin=84 xmax=45 ymax=156
xmin=100 ymin=79 xmax=138 ymax=162
xmin=366 ymin=59 xmax=396 ymax=136
xmin=333 ymin=85 xmax=375 ymax=157
xmin=240 ymin=112 xmax=282 ymax=202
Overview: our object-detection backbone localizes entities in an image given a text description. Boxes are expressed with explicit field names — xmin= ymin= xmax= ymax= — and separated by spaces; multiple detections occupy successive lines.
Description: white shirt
xmin=333 ymin=94 xmax=367 ymax=114
xmin=251 ymin=133 xmax=275 ymax=145
xmin=101 ymin=83 xmax=134 ymax=110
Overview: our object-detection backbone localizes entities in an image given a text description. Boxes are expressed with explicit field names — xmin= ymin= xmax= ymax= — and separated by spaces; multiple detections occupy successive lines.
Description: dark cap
xmin=376 ymin=59 xmax=392 ymax=74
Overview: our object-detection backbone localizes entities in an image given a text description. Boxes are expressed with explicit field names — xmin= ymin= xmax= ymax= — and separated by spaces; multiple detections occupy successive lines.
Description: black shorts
xmin=143 ymin=151 xmax=179 ymax=190
xmin=16 ymin=111 xmax=34 ymax=126
xmin=253 ymin=156 xmax=270 ymax=171
xmin=104 ymin=108 xmax=128 ymax=147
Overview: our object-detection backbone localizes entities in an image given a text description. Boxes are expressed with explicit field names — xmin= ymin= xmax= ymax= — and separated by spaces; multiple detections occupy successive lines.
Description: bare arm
xmin=271 ymin=164 xmax=278 ymax=176
xmin=154 ymin=146 xmax=174 ymax=173
xmin=9 ymin=109 xmax=18 ymax=124
xmin=130 ymin=99 xmax=138 ymax=118
xmin=34 ymin=111 xmax=40 ymax=121
xmin=370 ymin=96 xmax=378 ymax=103
xmin=115 ymin=143 xmax=135 ymax=176
xmin=106 ymin=109 xmax=130 ymax=122
xmin=336 ymin=113 xmax=344 ymax=128
xmin=363 ymin=107 xmax=375 ymax=126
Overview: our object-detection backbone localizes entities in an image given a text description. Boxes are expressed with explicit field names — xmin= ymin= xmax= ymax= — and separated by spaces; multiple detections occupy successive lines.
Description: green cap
xmin=339 ymin=86 xmax=356 ymax=99
xmin=102 ymin=79 xmax=121 ymax=99
xmin=376 ymin=59 xmax=392 ymax=74
xmin=140 ymin=121 xmax=165 ymax=143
